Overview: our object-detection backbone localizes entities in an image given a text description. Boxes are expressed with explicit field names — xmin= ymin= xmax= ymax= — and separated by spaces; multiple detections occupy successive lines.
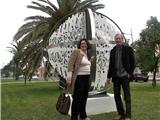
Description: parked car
xmin=133 ymin=66 xmax=143 ymax=82
xmin=32 ymin=75 xmax=39 ymax=80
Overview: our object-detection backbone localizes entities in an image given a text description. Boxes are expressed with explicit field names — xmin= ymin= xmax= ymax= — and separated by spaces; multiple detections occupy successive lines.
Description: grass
xmin=131 ymin=83 xmax=160 ymax=120
xmin=1 ymin=78 xmax=19 ymax=82
xmin=1 ymin=81 xmax=160 ymax=120
xmin=1 ymin=78 xmax=44 ymax=83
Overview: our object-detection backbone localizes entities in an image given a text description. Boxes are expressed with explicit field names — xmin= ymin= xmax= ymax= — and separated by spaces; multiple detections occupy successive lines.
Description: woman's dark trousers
xmin=71 ymin=75 xmax=90 ymax=120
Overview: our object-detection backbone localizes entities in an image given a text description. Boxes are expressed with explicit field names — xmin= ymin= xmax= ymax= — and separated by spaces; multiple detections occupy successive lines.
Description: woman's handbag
xmin=56 ymin=92 xmax=71 ymax=115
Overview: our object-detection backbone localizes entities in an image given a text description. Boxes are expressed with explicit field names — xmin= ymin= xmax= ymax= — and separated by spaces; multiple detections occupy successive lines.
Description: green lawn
xmin=1 ymin=78 xmax=44 ymax=83
xmin=1 ymin=78 xmax=20 ymax=82
xmin=1 ymin=81 xmax=160 ymax=120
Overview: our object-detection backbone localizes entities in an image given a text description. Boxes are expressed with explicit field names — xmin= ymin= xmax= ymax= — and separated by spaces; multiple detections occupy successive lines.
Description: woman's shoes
xmin=113 ymin=114 xmax=123 ymax=120
xmin=124 ymin=117 xmax=131 ymax=120
xmin=81 ymin=117 xmax=91 ymax=120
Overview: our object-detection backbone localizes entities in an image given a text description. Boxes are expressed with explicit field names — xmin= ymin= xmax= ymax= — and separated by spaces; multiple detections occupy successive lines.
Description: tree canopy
xmin=11 ymin=0 xmax=104 ymax=80
xmin=132 ymin=16 xmax=160 ymax=86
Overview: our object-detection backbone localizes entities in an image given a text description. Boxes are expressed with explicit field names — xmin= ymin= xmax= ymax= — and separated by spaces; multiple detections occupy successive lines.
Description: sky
xmin=0 ymin=0 xmax=160 ymax=68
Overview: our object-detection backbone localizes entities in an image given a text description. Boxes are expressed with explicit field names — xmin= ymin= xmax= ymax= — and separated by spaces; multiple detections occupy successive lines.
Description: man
xmin=107 ymin=33 xmax=135 ymax=120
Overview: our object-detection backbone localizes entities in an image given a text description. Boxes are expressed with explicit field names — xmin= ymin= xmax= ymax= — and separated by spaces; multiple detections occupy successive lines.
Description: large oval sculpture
xmin=48 ymin=9 xmax=123 ymax=90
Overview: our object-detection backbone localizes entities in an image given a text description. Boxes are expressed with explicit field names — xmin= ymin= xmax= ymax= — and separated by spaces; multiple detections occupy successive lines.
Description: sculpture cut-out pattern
xmin=48 ymin=12 xmax=120 ymax=90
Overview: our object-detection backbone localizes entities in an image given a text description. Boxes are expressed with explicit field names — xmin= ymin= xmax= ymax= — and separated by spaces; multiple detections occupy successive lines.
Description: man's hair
xmin=114 ymin=33 xmax=123 ymax=39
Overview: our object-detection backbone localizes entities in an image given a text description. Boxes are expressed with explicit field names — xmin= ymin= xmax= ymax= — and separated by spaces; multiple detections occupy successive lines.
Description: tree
xmin=13 ymin=0 xmax=104 ymax=79
xmin=1 ymin=63 xmax=12 ymax=77
xmin=132 ymin=16 xmax=160 ymax=87
xmin=8 ymin=42 xmax=23 ymax=80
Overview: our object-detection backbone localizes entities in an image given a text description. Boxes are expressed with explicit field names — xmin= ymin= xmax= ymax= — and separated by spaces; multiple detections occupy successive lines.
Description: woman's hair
xmin=77 ymin=38 xmax=91 ymax=50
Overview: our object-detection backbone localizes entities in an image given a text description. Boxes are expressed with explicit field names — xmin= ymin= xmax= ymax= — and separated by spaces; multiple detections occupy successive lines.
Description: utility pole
xmin=123 ymin=28 xmax=134 ymax=44
xmin=130 ymin=29 xmax=133 ymax=43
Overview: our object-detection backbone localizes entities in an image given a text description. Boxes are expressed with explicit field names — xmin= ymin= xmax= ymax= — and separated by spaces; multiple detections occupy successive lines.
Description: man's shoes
xmin=113 ymin=114 xmax=123 ymax=120
xmin=124 ymin=117 xmax=131 ymax=120
xmin=81 ymin=117 xmax=91 ymax=120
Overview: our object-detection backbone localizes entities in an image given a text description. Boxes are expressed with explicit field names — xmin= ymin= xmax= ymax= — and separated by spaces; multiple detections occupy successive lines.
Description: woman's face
xmin=80 ymin=40 xmax=87 ymax=51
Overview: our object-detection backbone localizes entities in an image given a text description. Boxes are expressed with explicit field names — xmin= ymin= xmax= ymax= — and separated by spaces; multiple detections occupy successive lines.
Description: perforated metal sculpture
xmin=48 ymin=9 xmax=123 ymax=90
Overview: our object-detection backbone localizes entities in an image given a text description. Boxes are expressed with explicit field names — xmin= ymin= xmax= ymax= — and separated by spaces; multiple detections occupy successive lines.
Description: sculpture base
xmin=68 ymin=93 xmax=116 ymax=115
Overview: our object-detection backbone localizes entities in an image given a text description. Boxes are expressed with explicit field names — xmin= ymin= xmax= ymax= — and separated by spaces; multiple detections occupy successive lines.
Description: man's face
xmin=115 ymin=34 xmax=123 ymax=45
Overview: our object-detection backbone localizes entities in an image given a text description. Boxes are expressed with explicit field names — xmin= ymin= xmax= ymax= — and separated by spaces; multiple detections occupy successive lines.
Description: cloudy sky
xmin=0 ymin=0 xmax=160 ymax=68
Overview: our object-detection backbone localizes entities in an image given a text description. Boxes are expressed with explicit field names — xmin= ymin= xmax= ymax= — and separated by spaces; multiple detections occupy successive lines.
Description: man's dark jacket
xmin=107 ymin=45 xmax=135 ymax=82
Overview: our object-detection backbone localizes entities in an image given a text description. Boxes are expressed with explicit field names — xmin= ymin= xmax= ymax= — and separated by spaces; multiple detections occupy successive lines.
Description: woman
xmin=67 ymin=38 xmax=91 ymax=120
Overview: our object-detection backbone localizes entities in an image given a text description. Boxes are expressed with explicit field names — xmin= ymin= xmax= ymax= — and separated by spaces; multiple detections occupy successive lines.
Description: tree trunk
xmin=152 ymin=69 xmax=156 ymax=87
xmin=152 ymin=58 xmax=158 ymax=87
xmin=24 ymin=74 xmax=27 ymax=86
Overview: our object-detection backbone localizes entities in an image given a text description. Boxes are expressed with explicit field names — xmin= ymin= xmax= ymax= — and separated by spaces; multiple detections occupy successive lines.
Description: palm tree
xmin=8 ymin=42 xmax=23 ymax=80
xmin=13 ymin=0 xmax=104 ymax=79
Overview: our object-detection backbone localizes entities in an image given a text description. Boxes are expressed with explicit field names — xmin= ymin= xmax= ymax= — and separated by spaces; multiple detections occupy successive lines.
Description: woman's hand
xmin=66 ymin=72 xmax=72 ymax=86
xmin=106 ymin=78 xmax=111 ymax=84
xmin=67 ymin=80 xmax=72 ymax=86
